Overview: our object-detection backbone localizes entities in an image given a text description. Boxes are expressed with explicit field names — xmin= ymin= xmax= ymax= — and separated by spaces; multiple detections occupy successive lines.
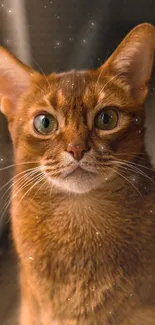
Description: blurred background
xmin=1 ymin=0 xmax=155 ymax=324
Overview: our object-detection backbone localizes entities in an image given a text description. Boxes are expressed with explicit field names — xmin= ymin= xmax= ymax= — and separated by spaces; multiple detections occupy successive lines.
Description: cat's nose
xmin=67 ymin=142 xmax=89 ymax=161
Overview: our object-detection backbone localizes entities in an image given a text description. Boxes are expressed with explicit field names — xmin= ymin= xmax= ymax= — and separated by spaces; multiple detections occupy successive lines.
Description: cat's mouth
xmin=45 ymin=163 xmax=104 ymax=194
xmin=63 ymin=166 xmax=94 ymax=178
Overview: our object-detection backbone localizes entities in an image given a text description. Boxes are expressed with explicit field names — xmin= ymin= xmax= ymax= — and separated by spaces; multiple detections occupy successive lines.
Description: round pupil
xmin=101 ymin=112 xmax=110 ymax=124
xmin=42 ymin=116 xmax=50 ymax=128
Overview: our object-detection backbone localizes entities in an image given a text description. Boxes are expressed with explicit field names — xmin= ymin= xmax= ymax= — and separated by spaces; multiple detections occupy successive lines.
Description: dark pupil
xmin=42 ymin=117 xmax=50 ymax=129
xmin=101 ymin=112 xmax=109 ymax=124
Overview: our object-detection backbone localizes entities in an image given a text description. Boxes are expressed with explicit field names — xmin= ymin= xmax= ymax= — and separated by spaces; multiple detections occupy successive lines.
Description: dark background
xmin=26 ymin=0 xmax=155 ymax=73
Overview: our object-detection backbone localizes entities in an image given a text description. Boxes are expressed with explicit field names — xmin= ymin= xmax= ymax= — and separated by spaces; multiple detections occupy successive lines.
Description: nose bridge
xmin=68 ymin=131 xmax=86 ymax=146
xmin=65 ymin=118 xmax=88 ymax=144
xmin=64 ymin=123 xmax=89 ymax=161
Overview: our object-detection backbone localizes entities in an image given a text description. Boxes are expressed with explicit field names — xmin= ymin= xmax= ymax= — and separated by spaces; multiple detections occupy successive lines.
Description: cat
xmin=0 ymin=22 xmax=155 ymax=325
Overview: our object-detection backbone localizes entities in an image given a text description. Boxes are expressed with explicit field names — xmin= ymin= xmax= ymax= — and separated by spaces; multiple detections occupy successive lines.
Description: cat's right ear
xmin=0 ymin=47 xmax=37 ymax=121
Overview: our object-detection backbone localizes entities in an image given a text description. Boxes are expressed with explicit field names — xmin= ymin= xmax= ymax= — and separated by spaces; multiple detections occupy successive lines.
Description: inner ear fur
xmin=0 ymin=47 xmax=38 ymax=120
xmin=99 ymin=23 xmax=155 ymax=104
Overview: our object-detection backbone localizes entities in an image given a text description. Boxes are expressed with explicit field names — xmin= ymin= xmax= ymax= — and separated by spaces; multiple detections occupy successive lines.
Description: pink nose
xmin=67 ymin=142 xmax=89 ymax=161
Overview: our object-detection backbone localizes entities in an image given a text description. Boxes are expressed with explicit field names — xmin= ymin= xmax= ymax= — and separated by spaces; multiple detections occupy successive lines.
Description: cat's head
xmin=0 ymin=23 xmax=155 ymax=194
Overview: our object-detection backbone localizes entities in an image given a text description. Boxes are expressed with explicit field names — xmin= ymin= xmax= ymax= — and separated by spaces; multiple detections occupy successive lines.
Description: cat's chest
xmin=13 ymin=191 xmax=155 ymax=276
xmin=12 ymin=191 xmax=155 ymax=324
xmin=12 ymin=189 xmax=155 ymax=254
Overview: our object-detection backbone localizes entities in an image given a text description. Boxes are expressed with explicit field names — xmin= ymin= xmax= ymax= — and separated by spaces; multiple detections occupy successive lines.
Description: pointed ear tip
xmin=131 ymin=22 xmax=155 ymax=37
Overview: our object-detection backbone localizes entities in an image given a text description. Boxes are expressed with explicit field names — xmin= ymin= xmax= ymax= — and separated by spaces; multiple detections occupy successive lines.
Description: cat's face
xmin=0 ymin=23 xmax=155 ymax=194
xmin=10 ymin=70 xmax=144 ymax=194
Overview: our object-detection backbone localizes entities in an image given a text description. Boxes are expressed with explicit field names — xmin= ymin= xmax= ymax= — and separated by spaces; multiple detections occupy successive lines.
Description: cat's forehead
xmin=25 ymin=69 xmax=136 ymax=120
xmin=21 ymin=70 xmax=104 ymax=122
xmin=48 ymin=70 xmax=97 ymax=109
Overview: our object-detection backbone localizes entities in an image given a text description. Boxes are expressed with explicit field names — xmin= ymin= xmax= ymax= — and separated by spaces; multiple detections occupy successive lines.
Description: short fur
xmin=1 ymin=23 xmax=155 ymax=325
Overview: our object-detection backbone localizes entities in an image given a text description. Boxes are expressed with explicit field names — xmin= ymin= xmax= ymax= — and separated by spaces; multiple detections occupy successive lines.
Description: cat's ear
xmin=99 ymin=23 xmax=155 ymax=104
xmin=0 ymin=47 xmax=36 ymax=121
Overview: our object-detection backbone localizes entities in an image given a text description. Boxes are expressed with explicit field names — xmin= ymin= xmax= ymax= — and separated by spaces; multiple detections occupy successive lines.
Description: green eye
xmin=94 ymin=109 xmax=118 ymax=130
xmin=33 ymin=114 xmax=57 ymax=135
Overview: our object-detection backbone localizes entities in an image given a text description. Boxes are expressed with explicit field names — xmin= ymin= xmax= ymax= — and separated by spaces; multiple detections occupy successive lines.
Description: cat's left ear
xmin=0 ymin=47 xmax=37 ymax=121
xmin=99 ymin=23 xmax=155 ymax=104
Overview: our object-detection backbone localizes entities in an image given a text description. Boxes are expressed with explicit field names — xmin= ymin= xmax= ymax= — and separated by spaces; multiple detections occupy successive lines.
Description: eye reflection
xmin=33 ymin=113 xmax=57 ymax=135
xmin=94 ymin=109 xmax=118 ymax=130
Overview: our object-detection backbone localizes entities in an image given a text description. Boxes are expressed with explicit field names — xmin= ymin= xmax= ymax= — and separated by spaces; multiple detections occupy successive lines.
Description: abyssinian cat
xmin=1 ymin=23 xmax=155 ymax=325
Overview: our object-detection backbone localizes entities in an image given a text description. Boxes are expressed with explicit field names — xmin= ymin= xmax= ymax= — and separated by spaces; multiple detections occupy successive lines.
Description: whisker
xmin=33 ymin=84 xmax=47 ymax=96
xmin=95 ymin=68 xmax=104 ymax=94
xmin=33 ymin=58 xmax=52 ymax=92
xmin=0 ymin=171 xmax=42 ymax=223
xmin=13 ymin=174 xmax=46 ymax=214
xmin=1 ymin=174 xmax=38 ymax=219
xmin=1 ymin=170 xmax=41 ymax=208
xmin=0 ymin=160 xmax=38 ymax=172
xmin=1 ymin=173 xmax=44 ymax=227
xmin=115 ymin=165 xmax=143 ymax=181
xmin=110 ymin=167 xmax=144 ymax=200
xmin=31 ymin=176 xmax=48 ymax=201
xmin=116 ymin=158 xmax=155 ymax=173
xmin=114 ymin=153 xmax=145 ymax=160
xmin=113 ymin=160 xmax=155 ymax=187
xmin=98 ymin=72 xmax=122 ymax=97
xmin=0 ymin=166 xmax=41 ymax=194
xmin=114 ymin=152 xmax=145 ymax=156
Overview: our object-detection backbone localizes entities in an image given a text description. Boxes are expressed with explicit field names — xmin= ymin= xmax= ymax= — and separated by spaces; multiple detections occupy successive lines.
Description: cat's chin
xmin=46 ymin=168 xmax=103 ymax=194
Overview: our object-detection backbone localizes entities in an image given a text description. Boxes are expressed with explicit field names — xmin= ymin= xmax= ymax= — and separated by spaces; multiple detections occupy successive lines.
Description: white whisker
xmin=0 ymin=160 xmax=38 ymax=172
xmin=0 ymin=171 xmax=42 ymax=224
xmin=111 ymin=167 xmax=144 ymax=200
xmin=95 ymin=68 xmax=104 ymax=93
xmin=113 ymin=160 xmax=155 ymax=188
xmin=13 ymin=174 xmax=46 ymax=214
xmin=116 ymin=158 xmax=155 ymax=173
xmin=0 ymin=166 xmax=41 ymax=195
xmin=33 ymin=59 xmax=52 ymax=92
xmin=98 ymin=72 xmax=122 ymax=97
